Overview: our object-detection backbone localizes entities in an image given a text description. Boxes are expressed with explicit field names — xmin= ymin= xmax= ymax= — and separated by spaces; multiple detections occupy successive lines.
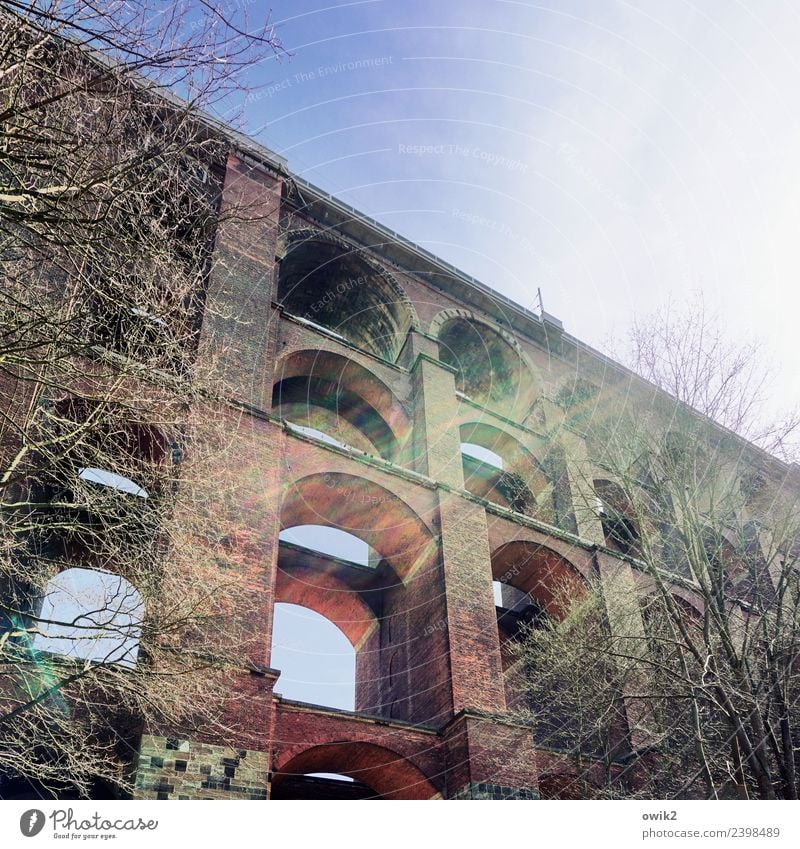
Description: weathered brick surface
xmin=442 ymin=714 xmax=540 ymax=798
xmin=150 ymin=157 xmax=643 ymax=798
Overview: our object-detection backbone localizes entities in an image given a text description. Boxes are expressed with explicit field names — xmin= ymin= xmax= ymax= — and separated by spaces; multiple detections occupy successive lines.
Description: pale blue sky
xmin=216 ymin=0 xmax=799 ymax=415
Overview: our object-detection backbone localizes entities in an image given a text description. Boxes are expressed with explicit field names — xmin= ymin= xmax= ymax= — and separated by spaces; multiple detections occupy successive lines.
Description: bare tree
xmin=515 ymin=301 xmax=800 ymax=799
xmin=624 ymin=294 xmax=800 ymax=461
xmin=511 ymin=585 xmax=634 ymax=798
xmin=0 ymin=2 xmax=282 ymax=798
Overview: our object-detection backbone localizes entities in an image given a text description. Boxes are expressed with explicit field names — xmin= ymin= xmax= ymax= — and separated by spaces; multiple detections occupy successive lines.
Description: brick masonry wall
xmin=443 ymin=714 xmax=540 ymax=798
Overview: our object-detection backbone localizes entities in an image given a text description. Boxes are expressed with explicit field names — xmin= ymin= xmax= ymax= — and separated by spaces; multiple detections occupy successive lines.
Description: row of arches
xmin=5 ymin=397 xmax=182 ymax=669
xmin=277 ymin=232 xmax=540 ymax=418
xmin=274 ymin=348 xmax=575 ymax=528
xmin=271 ymin=469 xmax=715 ymax=732
xmin=271 ymin=468 xmax=592 ymax=722
xmin=268 ymin=734 xmax=629 ymax=799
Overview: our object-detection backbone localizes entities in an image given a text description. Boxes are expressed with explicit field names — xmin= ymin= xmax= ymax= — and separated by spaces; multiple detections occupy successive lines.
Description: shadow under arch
xmin=275 ymin=555 xmax=380 ymax=651
xmin=430 ymin=309 xmax=540 ymax=418
xmin=24 ymin=396 xmax=179 ymax=577
xmin=277 ymin=230 xmax=416 ymax=363
xmin=272 ymin=348 xmax=410 ymax=463
xmin=271 ymin=741 xmax=439 ymax=799
xmin=593 ymin=478 xmax=642 ymax=557
xmin=43 ymin=396 xmax=174 ymax=477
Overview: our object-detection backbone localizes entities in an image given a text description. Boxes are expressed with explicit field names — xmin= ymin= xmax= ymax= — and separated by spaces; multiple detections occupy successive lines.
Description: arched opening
xmin=82 ymin=271 xmax=191 ymax=372
xmin=277 ymin=237 xmax=412 ymax=362
xmin=272 ymin=773 xmax=367 ymax=800
xmin=279 ymin=525 xmax=376 ymax=568
xmin=279 ymin=474 xmax=447 ymax=723
xmin=459 ymin=423 xmax=550 ymax=521
xmin=461 ymin=425 xmax=576 ymax=529
xmin=273 ymin=350 xmax=409 ymax=463
xmin=32 ymin=568 xmax=144 ymax=668
xmin=280 ymin=474 xmax=436 ymax=583
xmin=437 ymin=316 xmax=535 ymax=415
xmin=270 ymin=603 xmax=356 ymax=711
xmin=271 ymin=742 xmax=439 ymax=800
xmin=76 ymin=468 xmax=148 ymax=499
xmin=492 ymin=542 xmax=587 ymax=621
xmin=661 ymin=430 xmax=708 ymax=474
xmin=7 ymin=399 xmax=174 ymax=663
xmin=637 ymin=589 xmax=732 ymax=796
xmin=697 ymin=524 xmax=761 ymax=601
xmin=276 ymin=523 xmax=385 ymax=712
xmin=29 ymin=398 xmax=173 ymax=561
xmin=493 ymin=579 xmax=547 ymax=710
xmin=491 ymin=542 xmax=588 ymax=717
xmin=462 ymin=442 xmax=503 ymax=469
xmin=594 ymin=479 xmax=640 ymax=556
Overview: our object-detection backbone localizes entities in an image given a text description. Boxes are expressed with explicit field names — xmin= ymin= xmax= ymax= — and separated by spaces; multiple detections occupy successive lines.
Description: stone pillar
xmin=595 ymin=551 xmax=657 ymax=750
xmin=135 ymin=149 xmax=287 ymax=802
xmin=443 ymin=713 xmax=539 ymax=798
xmin=439 ymin=494 xmax=507 ymax=713
xmin=133 ymin=413 xmax=285 ymax=799
xmin=560 ymin=430 xmax=606 ymax=545
xmin=409 ymin=350 xmax=506 ymax=714
xmin=409 ymin=349 xmax=464 ymax=487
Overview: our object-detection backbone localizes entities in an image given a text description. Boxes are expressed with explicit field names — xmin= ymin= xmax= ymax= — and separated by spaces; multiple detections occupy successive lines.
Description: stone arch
xmin=460 ymin=422 xmax=552 ymax=521
xmin=277 ymin=228 xmax=418 ymax=363
xmin=430 ymin=308 xmax=540 ymax=417
xmin=275 ymin=562 xmax=379 ymax=651
xmin=280 ymin=473 xmax=437 ymax=583
xmin=698 ymin=524 xmax=761 ymax=598
xmin=27 ymin=397 xmax=176 ymax=573
xmin=279 ymin=474 xmax=445 ymax=722
xmin=273 ymin=349 xmax=411 ymax=463
xmin=275 ymin=539 xmax=395 ymax=715
xmin=271 ymin=741 xmax=439 ymax=799
xmin=32 ymin=566 xmax=144 ymax=668
xmin=491 ymin=540 xmax=588 ymax=621
xmin=490 ymin=541 xmax=590 ymax=733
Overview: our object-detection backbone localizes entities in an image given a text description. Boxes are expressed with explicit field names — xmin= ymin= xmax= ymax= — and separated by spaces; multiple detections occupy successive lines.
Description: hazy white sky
xmin=218 ymin=0 xmax=799 ymax=413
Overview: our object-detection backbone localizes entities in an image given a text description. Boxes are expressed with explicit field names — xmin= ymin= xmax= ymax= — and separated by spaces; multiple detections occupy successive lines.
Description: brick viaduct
xmin=131 ymin=145 xmax=677 ymax=801
xmin=5 ymin=134 xmax=789 ymax=801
